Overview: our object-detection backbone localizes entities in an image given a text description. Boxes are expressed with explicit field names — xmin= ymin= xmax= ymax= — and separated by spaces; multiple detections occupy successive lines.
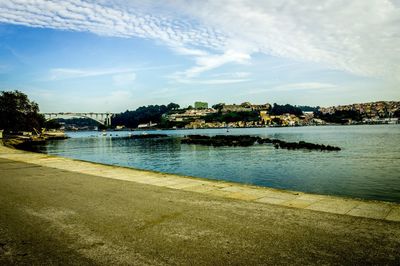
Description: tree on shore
xmin=204 ymin=110 xmax=260 ymax=123
xmin=270 ymin=103 xmax=303 ymax=116
xmin=44 ymin=119 xmax=62 ymax=129
xmin=394 ymin=109 xmax=400 ymax=118
xmin=314 ymin=110 xmax=362 ymax=124
xmin=212 ymin=103 xmax=225 ymax=112
xmin=167 ymin=103 xmax=180 ymax=110
xmin=112 ymin=102 xmax=180 ymax=128
xmin=0 ymin=90 xmax=45 ymax=132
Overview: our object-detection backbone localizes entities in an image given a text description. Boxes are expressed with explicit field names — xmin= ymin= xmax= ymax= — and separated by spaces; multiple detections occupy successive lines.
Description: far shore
xmin=79 ymin=122 xmax=400 ymax=132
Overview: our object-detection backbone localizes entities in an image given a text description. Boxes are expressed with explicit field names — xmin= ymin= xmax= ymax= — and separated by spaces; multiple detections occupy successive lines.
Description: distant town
xmin=57 ymin=100 xmax=400 ymax=131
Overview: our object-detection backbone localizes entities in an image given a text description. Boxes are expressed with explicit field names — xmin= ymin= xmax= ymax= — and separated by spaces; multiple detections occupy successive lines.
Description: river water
xmin=33 ymin=125 xmax=400 ymax=202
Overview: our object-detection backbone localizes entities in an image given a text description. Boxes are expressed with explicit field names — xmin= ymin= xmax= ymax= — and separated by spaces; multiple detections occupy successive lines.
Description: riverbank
xmin=1 ymin=144 xmax=400 ymax=264
xmin=1 ymin=133 xmax=69 ymax=150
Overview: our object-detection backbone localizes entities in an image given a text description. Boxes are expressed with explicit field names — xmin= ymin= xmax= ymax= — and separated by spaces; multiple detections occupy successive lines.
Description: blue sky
xmin=0 ymin=0 xmax=399 ymax=112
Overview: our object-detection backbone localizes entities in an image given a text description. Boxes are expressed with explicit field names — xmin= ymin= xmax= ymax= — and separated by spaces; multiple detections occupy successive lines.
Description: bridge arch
xmin=42 ymin=112 xmax=115 ymax=126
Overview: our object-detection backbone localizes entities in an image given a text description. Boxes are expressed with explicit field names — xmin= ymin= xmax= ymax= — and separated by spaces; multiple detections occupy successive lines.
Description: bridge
xmin=42 ymin=112 xmax=116 ymax=126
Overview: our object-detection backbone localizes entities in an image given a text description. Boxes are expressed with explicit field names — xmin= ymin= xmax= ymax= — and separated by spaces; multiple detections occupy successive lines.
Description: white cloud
xmin=241 ymin=82 xmax=336 ymax=96
xmin=184 ymin=50 xmax=251 ymax=78
xmin=77 ymin=90 xmax=136 ymax=112
xmin=1 ymin=0 xmax=399 ymax=81
xmin=167 ymin=46 xmax=252 ymax=80
xmin=272 ymin=82 xmax=337 ymax=91
xmin=49 ymin=89 xmax=138 ymax=112
xmin=175 ymin=78 xmax=250 ymax=85
xmin=112 ymin=72 xmax=136 ymax=86
xmin=210 ymin=72 xmax=251 ymax=78
xmin=48 ymin=65 xmax=180 ymax=81
xmin=176 ymin=0 xmax=400 ymax=80
xmin=49 ymin=67 xmax=135 ymax=80
xmin=169 ymin=49 xmax=251 ymax=83
xmin=0 ymin=0 xmax=225 ymax=50
xmin=30 ymin=88 xmax=138 ymax=112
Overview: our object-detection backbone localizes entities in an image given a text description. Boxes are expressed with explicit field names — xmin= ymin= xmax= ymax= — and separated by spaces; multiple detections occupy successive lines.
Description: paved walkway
xmin=1 ymin=145 xmax=400 ymax=265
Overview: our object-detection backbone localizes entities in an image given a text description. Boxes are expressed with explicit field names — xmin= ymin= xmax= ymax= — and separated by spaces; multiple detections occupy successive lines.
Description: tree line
xmin=0 ymin=91 xmax=309 ymax=131
xmin=0 ymin=90 xmax=45 ymax=132
xmin=3 ymin=89 xmax=397 ymax=131
xmin=112 ymin=103 xmax=180 ymax=128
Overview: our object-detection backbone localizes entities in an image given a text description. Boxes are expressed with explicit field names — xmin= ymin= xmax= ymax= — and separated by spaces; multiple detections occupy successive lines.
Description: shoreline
xmin=100 ymin=122 xmax=400 ymax=132
xmin=1 ymin=143 xmax=399 ymax=222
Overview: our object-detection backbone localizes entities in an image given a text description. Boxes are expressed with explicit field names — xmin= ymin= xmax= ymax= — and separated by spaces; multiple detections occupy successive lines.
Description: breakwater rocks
xmin=128 ymin=134 xmax=169 ymax=139
xmin=181 ymin=135 xmax=256 ymax=147
xmin=3 ymin=135 xmax=69 ymax=148
xmin=269 ymin=139 xmax=341 ymax=151
xmin=181 ymin=135 xmax=341 ymax=151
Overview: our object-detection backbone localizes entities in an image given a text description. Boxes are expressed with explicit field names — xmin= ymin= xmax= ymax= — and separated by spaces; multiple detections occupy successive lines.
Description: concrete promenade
xmin=0 ymin=144 xmax=400 ymax=265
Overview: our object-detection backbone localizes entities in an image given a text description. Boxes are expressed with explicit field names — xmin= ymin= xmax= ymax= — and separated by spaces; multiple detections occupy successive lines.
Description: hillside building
xmin=194 ymin=101 xmax=208 ymax=109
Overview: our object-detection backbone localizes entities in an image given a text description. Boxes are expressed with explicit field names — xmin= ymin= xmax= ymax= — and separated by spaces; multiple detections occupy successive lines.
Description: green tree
xmin=394 ymin=109 xmax=400 ymax=118
xmin=314 ymin=110 xmax=362 ymax=124
xmin=44 ymin=119 xmax=61 ymax=129
xmin=270 ymin=103 xmax=303 ymax=116
xmin=113 ymin=103 xmax=178 ymax=128
xmin=167 ymin=103 xmax=180 ymax=110
xmin=212 ymin=103 xmax=225 ymax=112
xmin=0 ymin=90 xmax=45 ymax=132
xmin=204 ymin=111 xmax=260 ymax=123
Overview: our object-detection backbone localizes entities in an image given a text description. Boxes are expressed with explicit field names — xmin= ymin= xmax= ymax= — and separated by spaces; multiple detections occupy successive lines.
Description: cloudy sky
xmin=0 ymin=0 xmax=399 ymax=112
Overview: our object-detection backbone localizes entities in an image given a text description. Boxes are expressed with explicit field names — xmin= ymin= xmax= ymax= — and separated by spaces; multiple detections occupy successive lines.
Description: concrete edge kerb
xmin=1 ymin=144 xmax=399 ymax=222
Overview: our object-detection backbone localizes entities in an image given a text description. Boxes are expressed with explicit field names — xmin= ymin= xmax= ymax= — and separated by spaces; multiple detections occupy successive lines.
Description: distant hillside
xmin=314 ymin=101 xmax=400 ymax=123
xmin=296 ymin=105 xmax=320 ymax=112
xmin=319 ymin=101 xmax=400 ymax=117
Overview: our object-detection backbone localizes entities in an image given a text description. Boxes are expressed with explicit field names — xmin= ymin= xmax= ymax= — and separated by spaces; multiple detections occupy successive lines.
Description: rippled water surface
xmin=34 ymin=125 xmax=400 ymax=202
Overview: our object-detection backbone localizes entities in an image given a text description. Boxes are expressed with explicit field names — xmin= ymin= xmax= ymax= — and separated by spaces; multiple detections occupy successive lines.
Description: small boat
xmin=40 ymin=129 xmax=69 ymax=140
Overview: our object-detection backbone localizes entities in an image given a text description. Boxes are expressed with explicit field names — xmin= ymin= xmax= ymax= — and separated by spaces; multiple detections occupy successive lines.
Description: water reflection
xmin=31 ymin=125 xmax=400 ymax=202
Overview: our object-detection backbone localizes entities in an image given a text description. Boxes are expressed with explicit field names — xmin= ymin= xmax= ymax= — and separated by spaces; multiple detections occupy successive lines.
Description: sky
xmin=0 ymin=0 xmax=399 ymax=112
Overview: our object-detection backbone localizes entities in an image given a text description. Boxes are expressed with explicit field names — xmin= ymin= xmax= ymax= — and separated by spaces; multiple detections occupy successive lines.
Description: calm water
xmin=34 ymin=125 xmax=400 ymax=202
